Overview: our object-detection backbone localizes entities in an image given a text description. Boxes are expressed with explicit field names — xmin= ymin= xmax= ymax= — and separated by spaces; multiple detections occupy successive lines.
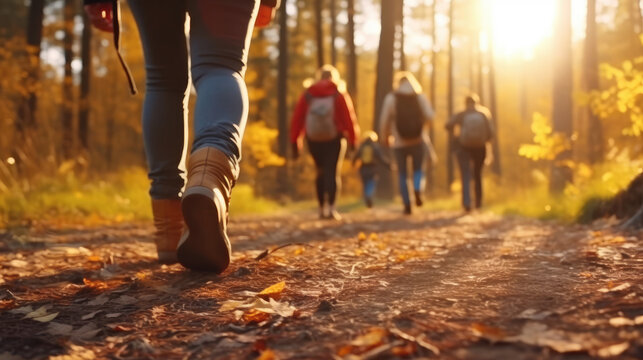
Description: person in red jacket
xmin=291 ymin=65 xmax=360 ymax=220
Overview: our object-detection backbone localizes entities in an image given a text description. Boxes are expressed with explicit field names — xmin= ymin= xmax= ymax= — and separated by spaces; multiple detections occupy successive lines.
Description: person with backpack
xmin=446 ymin=94 xmax=495 ymax=212
xmin=379 ymin=72 xmax=436 ymax=215
xmin=84 ymin=0 xmax=279 ymax=272
xmin=290 ymin=65 xmax=359 ymax=220
xmin=352 ymin=131 xmax=389 ymax=208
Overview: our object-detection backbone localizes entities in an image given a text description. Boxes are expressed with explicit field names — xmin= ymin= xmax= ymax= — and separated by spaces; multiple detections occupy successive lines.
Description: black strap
xmin=112 ymin=0 xmax=137 ymax=94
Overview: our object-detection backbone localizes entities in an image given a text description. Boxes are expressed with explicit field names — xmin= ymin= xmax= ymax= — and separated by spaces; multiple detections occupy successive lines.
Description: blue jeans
xmin=394 ymin=143 xmax=425 ymax=206
xmin=129 ymin=0 xmax=259 ymax=199
xmin=456 ymin=145 xmax=486 ymax=208
xmin=359 ymin=164 xmax=377 ymax=200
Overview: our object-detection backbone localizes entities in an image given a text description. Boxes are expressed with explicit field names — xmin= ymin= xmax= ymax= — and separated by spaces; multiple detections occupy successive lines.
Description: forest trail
xmin=0 ymin=210 xmax=641 ymax=359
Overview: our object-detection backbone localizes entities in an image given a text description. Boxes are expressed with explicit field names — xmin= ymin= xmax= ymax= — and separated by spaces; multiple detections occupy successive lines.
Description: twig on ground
xmin=389 ymin=326 xmax=440 ymax=356
xmin=254 ymin=243 xmax=313 ymax=261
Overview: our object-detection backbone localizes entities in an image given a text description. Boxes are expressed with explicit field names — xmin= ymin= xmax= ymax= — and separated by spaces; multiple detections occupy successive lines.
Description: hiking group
xmin=84 ymin=0 xmax=495 ymax=273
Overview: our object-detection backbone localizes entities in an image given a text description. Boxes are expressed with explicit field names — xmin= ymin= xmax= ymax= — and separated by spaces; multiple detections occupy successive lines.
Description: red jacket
xmin=290 ymin=79 xmax=359 ymax=147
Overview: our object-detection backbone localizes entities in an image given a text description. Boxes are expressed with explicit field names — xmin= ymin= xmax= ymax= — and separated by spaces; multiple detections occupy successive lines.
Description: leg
xmin=326 ymin=137 xmax=346 ymax=207
xmin=188 ymin=0 xmax=260 ymax=164
xmin=410 ymin=143 xmax=426 ymax=206
xmin=456 ymin=147 xmax=472 ymax=210
xmin=129 ymin=0 xmax=189 ymax=200
xmin=308 ymin=140 xmax=326 ymax=209
xmin=129 ymin=0 xmax=189 ymax=263
xmin=472 ymin=146 xmax=487 ymax=208
xmin=178 ymin=0 xmax=259 ymax=272
xmin=394 ymin=147 xmax=411 ymax=212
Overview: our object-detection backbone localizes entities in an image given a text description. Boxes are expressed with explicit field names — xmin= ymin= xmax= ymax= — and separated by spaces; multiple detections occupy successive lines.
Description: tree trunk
xmin=446 ymin=0 xmax=455 ymax=188
xmin=426 ymin=0 xmax=437 ymax=194
xmin=374 ymin=0 xmax=397 ymax=199
xmin=429 ymin=0 xmax=437 ymax=109
xmin=330 ymin=0 xmax=337 ymax=66
xmin=61 ymin=0 xmax=76 ymax=160
xmin=314 ymin=0 xmax=324 ymax=68
xmin=277 ymin=0 xmax=289 ymax=160
xmin=346 ymin=0 xmax=358 ymax=105
xmin=487 ymin=26 xmax=502 ymax=176
xmin=585 ymin=0 xmax=602 ymax=164
xmin=550 ymin=0 xmax=574 ymax=192
xmin=16 ymin=0 xmax=45 ymax=141
xmin=78 ymin=8 xmax=92 ymax=153
xmin=397 ymin=0 xmax=406 ymax=70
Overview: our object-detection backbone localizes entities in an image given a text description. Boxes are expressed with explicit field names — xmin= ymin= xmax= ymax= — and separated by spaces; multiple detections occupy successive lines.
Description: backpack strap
xmin=112 ymin=0 xmax=137 ymax=95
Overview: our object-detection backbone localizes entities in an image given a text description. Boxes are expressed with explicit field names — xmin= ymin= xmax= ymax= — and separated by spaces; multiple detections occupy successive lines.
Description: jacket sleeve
xmin=261 ymin=0 xmax=281 ymax=7
xmin=378 ymin=93 xmax=394 ymax=146
xmin=336 ymin=92 xmax=359 ymax=146
xmin=445 ymin=112 xmax=461 ymax=132
xmin=290 ymin=92 xmax=309 ymax=146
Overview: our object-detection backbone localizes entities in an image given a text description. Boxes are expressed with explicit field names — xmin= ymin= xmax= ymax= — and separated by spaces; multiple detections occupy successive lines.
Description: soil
xmin=0 ymin=209 xmax=641 ymax=359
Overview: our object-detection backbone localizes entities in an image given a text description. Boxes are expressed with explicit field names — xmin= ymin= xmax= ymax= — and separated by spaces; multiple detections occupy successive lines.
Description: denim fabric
xmin=394 ymin=143 xmax=425 ymax=206
xmin=129 ymin=0 xmax=259 ymax=199
xmin=307 ymin=137 xmax=346 ymax=206
xmin=359 ymin=164 xmax=377 ymax=199
xmin=456 ymin=145 xmax=486 ymax=208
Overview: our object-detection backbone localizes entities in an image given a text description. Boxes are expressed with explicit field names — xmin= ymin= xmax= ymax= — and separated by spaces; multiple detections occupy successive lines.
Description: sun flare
xmin=486 ymin=0 xmax=556 ymax=58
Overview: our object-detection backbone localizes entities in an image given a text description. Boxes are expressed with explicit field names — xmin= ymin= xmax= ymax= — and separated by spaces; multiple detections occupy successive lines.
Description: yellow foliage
xmin=518 ymin=113 xmax=571 ymax=161
xmin=242 ymin=121 xmax=285 ymax=171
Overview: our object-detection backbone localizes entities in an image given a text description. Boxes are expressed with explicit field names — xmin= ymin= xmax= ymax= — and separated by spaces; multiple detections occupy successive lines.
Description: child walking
xmin=353 ymin=131 xmax=389 ymax=208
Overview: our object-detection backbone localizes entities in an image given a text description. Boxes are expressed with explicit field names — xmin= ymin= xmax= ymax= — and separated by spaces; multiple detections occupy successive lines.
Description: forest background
xmin=0 ymin=0 xmax=641 ymax=227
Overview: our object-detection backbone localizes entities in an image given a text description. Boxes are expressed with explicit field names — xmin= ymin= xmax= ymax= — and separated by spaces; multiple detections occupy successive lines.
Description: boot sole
xmin=177 ymin=186 xmax=231 ymax=272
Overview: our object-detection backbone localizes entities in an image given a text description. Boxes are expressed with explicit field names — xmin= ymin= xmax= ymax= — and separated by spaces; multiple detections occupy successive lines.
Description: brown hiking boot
xmin=177 ymin=147 xmax=238 ymax=272
xmin=151 ymin=199 xmax=183 ymax=264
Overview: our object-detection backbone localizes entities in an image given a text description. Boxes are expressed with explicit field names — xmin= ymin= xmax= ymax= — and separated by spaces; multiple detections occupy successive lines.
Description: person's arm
xmin=445 ymin=112 xmax=461 ymax=132
xmin=378 ymin=94 xmax=394 ymax=147
xmin=336 ymin=92 xmax=359 ymax=148
xmin=374 ymin=144 xmax=391 ymax=166
xmin=290 ymin=92 xmax=309 ymax=157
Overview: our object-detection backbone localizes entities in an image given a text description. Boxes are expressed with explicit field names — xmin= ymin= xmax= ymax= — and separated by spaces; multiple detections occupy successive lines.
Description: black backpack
xmin=394 ymin=93 xmax=424 ymax=139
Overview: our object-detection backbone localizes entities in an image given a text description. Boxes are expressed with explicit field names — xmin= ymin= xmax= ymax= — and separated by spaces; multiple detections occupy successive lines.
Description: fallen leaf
xmin=87 ymin=294 xmax=110 ymax=306
xmin=357 ymin=232 xmax=367 ymax=241
xmin=81 ymin=310 xmax=102 ymax=320
xmin=243 ymin=309 xmax=271 ymax=324
xmin=9 ymin=259 xmax=28 ymax=268
xmin=609 ymin=317 xmax=635 ymax=327
xmin=391 ymin=342 xmax=416 ymax=356
xmin=23 ymin=305 xmax=52 ymax=319
xmin=258 ymin=281 xmax=286 ymax=300
xmin=506 ymin=322 xmax=583 ymax=353
xmin=598 ymin=282 xmax=631 ymax=293
xmin=87 ymin=255 xmax=102 ymax=263
xmin=106 ymin=324 xmax=131 ymax=332
xmin=369 ymin=233 xmax=378 ymax=241
xmin=105 ymin=313 xmax=122 ymax=318
xmin=33 ymin=312 xmax=59 ymax=323
xmin=72 ymin=323 xmax=101 ymax=340
xmin=517 ymin=308 xmax=552 ymax=320
xmin=9 ymin=305 xmax=33 ymax=315
xmin=578 ymin=272 xmax=593 ymax=278
xmin=471 ymin=322 xmax=506 ymax=341
xmin=257 ymin=349 xmax=277 ymax=360
xmin=596 ymin=342 xmax=629 ymax=358
xmin=48 ymin=322 xmax=73 ymax=336
xmin=219 ymin=300 xmax=246 ymax=312
xmin=83 ymin=278 xmax=108 ymax=291
xmin=49 ymin=345 xmax=95 ymax=360
xmin=115 ymin=295 xmax=137 ymax=305
xmin=351 ymin=327 xmax=387 ymax=347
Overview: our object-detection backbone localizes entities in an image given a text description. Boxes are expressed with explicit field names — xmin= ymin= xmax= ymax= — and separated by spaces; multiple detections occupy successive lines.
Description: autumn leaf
xmin=258 ymin=281 xmax=286 ymax=300
xmin=243 ymin=309 xmax=271 ymax=324
xmin=338 ymin=327 xmax=388 ymax=356
xmin=257 ymin=349 xmax=277 ymax=360
xmin=86 ymin=255 xmax=102 ymax=263
xmin=357 ymin=232 xmax=367 ymax=241
xmin=391 ymin=342 xmax=416 ymax=356
xmin=471 ymin=322 xmax=506 ymax=341
xmin=83 ymin=278 xmax=108 ymax=291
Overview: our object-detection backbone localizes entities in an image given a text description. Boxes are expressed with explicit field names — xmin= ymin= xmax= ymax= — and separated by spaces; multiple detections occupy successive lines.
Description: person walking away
xmin=352 ymin=131 xmax=389 ymax=208
xmin=379 ymin=72 xmax=435 ymax=215
xmin=446 ymin=94 xmax=495 ymax=212
xmin=84 ymin=0 xmax=280 ymax=272
xmin=290 ymin=65 xmax=359 ymax=220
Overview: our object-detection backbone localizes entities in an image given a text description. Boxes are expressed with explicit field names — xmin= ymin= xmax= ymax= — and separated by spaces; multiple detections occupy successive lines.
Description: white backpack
xmin=305 ymin=92 xmax=338 ymax=141
xmin=459 ymin=110 xmax=490 ymax=148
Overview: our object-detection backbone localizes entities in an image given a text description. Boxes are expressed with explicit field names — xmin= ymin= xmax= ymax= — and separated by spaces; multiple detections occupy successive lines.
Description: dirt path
xmin=1 ymin=210 xmax=641 ymax=359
